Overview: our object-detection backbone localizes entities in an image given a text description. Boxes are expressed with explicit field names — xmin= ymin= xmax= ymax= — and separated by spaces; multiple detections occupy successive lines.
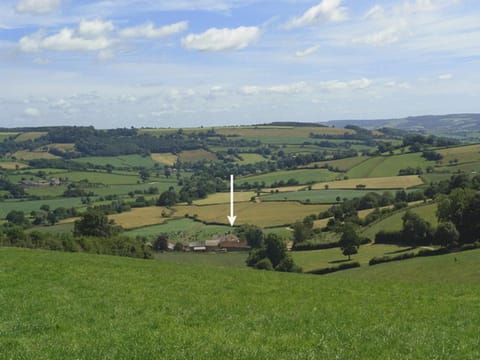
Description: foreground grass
xmin=1 ymin=248 xmax=479 ymax=359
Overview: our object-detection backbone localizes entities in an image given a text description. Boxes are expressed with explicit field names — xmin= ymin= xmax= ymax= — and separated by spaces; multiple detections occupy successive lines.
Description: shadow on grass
xmin=328 ymin=259 xmax=350 ymax=264
xmin=385 ymin=247 xmax=415 ymax=255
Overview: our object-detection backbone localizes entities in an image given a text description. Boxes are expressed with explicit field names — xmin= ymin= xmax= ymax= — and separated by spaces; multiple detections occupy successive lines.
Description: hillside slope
xmin=1 ymin=248 xmax=479 ymax=359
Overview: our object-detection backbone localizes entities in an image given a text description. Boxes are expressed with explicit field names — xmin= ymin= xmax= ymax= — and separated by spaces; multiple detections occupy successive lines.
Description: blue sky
xmin=1 ymin=0 xmax=479 ymax=128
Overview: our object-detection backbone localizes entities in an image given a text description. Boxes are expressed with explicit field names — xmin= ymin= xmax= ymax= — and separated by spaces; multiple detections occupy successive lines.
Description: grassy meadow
xmin=239 ymin=168 xmax=336 ymax=186
xmin=311 ymin=175 xmax=423 ymax=190
xmin=346 ymin=153 xmax=431 ymax=178
xmin=1 ymin=248 xmax=479 ymax=359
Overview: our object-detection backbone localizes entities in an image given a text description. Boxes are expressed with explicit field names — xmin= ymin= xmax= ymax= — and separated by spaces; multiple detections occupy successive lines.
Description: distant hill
xmin=325 ymin=113 xmax=480 ymax=135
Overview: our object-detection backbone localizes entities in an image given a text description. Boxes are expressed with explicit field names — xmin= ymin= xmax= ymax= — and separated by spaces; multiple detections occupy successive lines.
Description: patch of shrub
xmin=255 ymin=258 xmax=273 ymax=271
xmin=307 ymin=261 xmax=360 ymax=275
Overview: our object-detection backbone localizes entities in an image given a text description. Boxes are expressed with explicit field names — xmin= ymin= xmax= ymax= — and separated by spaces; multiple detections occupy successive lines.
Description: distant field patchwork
xmin=151 ymin=153 xmax=178 ymax=166
xmin=109 ymin=207 xmax=173 ymax=229
xmin=240 ymin=168 xmax=336 ymax=186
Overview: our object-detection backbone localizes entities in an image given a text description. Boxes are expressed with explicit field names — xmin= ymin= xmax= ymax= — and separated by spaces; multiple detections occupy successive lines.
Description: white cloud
xmin=286 ymin=0 xmax=347 ymax=28
xmin=240 ymin=81 xmax=310 ymax=95
xmin=97 ymin=49 xmax=114 ymax=61
xmin=20 ymin=28 xmax=113 ymax=52
xmin=295 ymin=45 xmax=320 ymax=57
xmin=16 ymin=0 xmax=61 ymax=14
xmin=33 ymin=57 xmax=50 ymax=64
xmin=24 ymin=107 xmax=40 ymax=116
xmin=78 ymin=19 xmax=114 ymax=37
xmin=352 ymin=22 xmax=407 ymax=46
xmin=182 ymin=26 xmax=260 ymax=51
xmin=364 ymin=5 xmax=385 ymax=20
xmin=319 ymin=78 xmax=372 ymax=91
xmin=438 ymin=73 xmax=453 ymax=80
xmin=120 ymin=21 xmax=188 ymax=39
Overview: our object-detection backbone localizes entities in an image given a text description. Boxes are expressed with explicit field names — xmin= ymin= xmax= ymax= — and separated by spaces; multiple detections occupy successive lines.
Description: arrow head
xmin=227 ymin=215 xmax=237 ymax=227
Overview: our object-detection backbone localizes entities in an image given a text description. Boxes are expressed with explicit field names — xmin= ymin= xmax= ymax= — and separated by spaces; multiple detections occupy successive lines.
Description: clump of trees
xmin=246 ymin=232 xmax=301 ymax=273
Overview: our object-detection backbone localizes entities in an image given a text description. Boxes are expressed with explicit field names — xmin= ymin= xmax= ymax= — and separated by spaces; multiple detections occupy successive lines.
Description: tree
xmin=157 ymin=189 xmax=178 ymax=207
xmin=6 ymin=210 xmax=28 ymax=226
xmin=292 ymin=221 xmax=312 ymax=244
xmin=139 ymin=168 xmax=150 ymax=182
xmin=74 ymin=210 xmax=118 ymax=237
xmin=402 ymin=210 xmax=431 ymax=246
xmin=235 ymin=225 xmax=264 ymax=248
xmin=339 ymin=224 xmax=360 ymax=260
xmin=264 ymin=234 xmax=287 ymax=268
xmin=435 ymin=222 xmax=460 ymax=248
xmin=153 ymin=234 xmax=169 ymax=252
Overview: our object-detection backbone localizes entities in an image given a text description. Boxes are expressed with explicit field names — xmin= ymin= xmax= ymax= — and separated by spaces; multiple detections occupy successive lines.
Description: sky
xmin=1 ymin=0 xmax=479 ymax=128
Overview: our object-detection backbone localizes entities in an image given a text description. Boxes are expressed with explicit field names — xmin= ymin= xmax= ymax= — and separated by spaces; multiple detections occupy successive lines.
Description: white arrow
xmin=227 ymin=174 xmax=236 ymax=226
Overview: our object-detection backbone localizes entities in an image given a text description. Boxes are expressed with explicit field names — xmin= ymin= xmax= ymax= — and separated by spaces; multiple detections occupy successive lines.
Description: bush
xmin=255 ymin=258 xmax=273 ymax=271
xmin=369 ymin=252 xmax=415 ymax=266
xmin=307 ymin=262 xmax=360 ymax=275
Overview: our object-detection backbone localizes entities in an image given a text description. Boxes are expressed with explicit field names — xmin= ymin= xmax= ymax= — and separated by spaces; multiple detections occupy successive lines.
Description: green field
xmin=236 ymin=153 xmax=268 ymax=164
xmin=126 ymin=218 xmax=231 ymax=240
xmin=292 ymin=244 xmax=416 ymax=272
xmin=437 ymin=143 xmax=480 ymax=164
xmin=239 ymin=168 xmax=336 ymax=186
xmin=0 ymin=198 xmax=84 ymax=219
xmin=361 ymin=203 xmax=438 ymax=240
xmin=347 ymin=153 xmax=431 ymax=178
xmin=261 ymin=189 xmax=395 ymax=203
xmin=311 ymin=156 xmax=369 ymax=171
xmin=1 ymin=248 xmax=479 ymax=359
xmin=54 ymin=171 xmax=141 ymax=185
xmin=73 ymin=155 xmax=157 ymax=168
xmin=0 ymin=132 xmax=19 ymax=141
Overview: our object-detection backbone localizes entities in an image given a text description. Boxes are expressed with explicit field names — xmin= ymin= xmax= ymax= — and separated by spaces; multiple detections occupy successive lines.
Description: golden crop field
xmin=178 ymin=149 xmax=217 ymax=162
xmin=0 ymin=162 xmax=29 ymax=170
xmin=193 ymin=191 xmax=257 ymax=205
xmin=311 ymin=175 xmax=423 ymax=190
xmin=151 ymin=153 xmax=178 ymax=166
xmin=15 ymin=132 xmax=48 ymax=142
xmin=109 ymin=207 xmax=173 ymax=229
xmin=437 ymin=144 xmax=480 ymax=164
xmin=173 ymin=202 xmax=330 ymax=227
xmin=13 ymin=150 xmax=60 ymax=161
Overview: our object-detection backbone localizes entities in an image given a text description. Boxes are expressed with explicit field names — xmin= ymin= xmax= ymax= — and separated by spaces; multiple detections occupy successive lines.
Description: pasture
xmin=14 ymin=131 xmax=47 ymax=142
xmin=311 ymin=156 xmax=369 ymax=171
xmin=178 ymin=149 xmax=217 ymax=162
xmin=0 ymin=132 xmax=19 ymax=141
xmin=0 ymin=161 xmax=28 ymax=170
xmin=261 ymin=189 xmax=393 ymax=204
xmin=126 ymin=218 xmax=231 ymax=240
xmin=240 ymin=168 xmax=336 ymax=186
xmin=109 ymin=207 xmax=173 ymax=229
xmin=346 ymin=153 xmax=430 ymax=178
xmin=13 ymin=150 xmax=59 ymax=161
xmin=151 ymin=153 xmax=178 ymax=166
xmin=55 ymin=171 xmax=141 ymax=185
xmin=437 ymin=143 xmax=480 ymax=164
xmin=292 ymin=244 xmax=416 ymax=272
xmin=74 ymin=155 xmax=157 ymax=168
xmin=236 ymin=153 xmax=267 ymax=164
xmin=0 ymin=198 xmax=84 ymax=219
xmin=361 ymin=203 xmax=438 ymax=240
xmin=173 ymin=202 xmax=330 ymax=227
xmin=193 ymin=191 xmax=256 ymax=205
xmin=311 ymin=175 xmax=423 ymax=190
xmin=1 ymin=248 xmax=479 ymax=359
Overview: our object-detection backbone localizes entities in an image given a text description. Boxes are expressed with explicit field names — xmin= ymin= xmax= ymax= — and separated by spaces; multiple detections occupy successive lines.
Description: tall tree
xmin=339 ymin=224 xmax=360 ymax=260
